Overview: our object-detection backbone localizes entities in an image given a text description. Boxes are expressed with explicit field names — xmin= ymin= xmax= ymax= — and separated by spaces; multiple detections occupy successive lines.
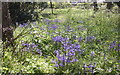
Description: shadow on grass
xmin=41 ymin=13 xmax=58 ymax=19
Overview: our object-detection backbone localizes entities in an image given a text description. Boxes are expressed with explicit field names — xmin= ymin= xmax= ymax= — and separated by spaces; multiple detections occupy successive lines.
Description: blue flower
xmin=22 ymin=43 xmax=29 ymax=46
xmin=36 ymin=49 xmax=42 ymax=54
xmin=63 ymin=43 xmax=73 ymax=51
xmin=118 ymin=60 xmax=120 ymax=63
xmin=51 ymin=59 xmax=57 ymax=64
xmin=55 ymin=64 xmax=59 ymax=67
xmin=58 ymin=55 xmax=67 ymax=61
xmin=43 ymin=19 xmax=51 ymax=23
xmin=22 ymin=43 xmax=42 ymax=55
xmin=88 ymin=63 xmax=96 ymax=68
xmin=40 ymin=28 xmax=45 ymax=30
xmin=26 ymin=47 xmax=30 ymax=51
xmin=66 ymin=25 xmax=72 ymax=32
xmin=118 ymin=49 xmax=120 ymax=51
xmin=118 ymin=44 xmax=120 ymax=47
xmin=116 ymin=69 xmax=120 ymax=71
xmin=74 ymin=44 xmax=80 ymax=49
xmin=77 ymin=49 xmax=82 ymax=52
xmin=32 ymin=22 xmax=36 ymax=25
xmin=66 ymin=59 xmax=71 ymax=63
xmin=77 ymin=25 xmax=83 ymax=28
xmin=109 ymin=41 xmax=117 ymax=49
xmin=91 ymin=51 xmax=95 ymax=56
xmin=19 ymin=23 xmax=28 ymax=27
xmin=89 ymin=70 xmax=94 ymax=73
xmin=78 ymin=21 xmax=84 ymax=23
xmin=52 ymin=36 xmax=63 ymax=42
xmin=48 ymin=24 xmax=58 ymax=30
xmin=88 ymin=64 xmax=94 ymax=68
xmin=54 ymin=50 xmax=60 ymax=57
xmin=63 ymin=37 xmax=69 ymax=41
xmin=68 ymin=49 xmax=75 ymax=56
xmin=85 ymin=36 xmax=95 ymax=42
xmin=78 ymin=37 xmax=82 ymax=42
xmin=63 ymin=46 xmax=70 ymax=51
xmin=59 ymin=63 xmax=64 ymax=67
xmin=52 ymin=19 xmax=61 ymax=23
xmin=38 ymin=67 xmax=40 ymax=69
xmin=83 ymin=64 xmax=87 ymax=68
xmin=71 ymin=58 xmax=78 ymax=62
xmin=31 ymin=43 xmax=37 ymax=48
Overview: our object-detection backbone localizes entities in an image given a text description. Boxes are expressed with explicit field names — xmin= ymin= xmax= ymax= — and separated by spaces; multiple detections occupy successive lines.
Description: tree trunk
xmin=93 ymin=2 xmax=98 ymax=13
xmin=114 ymin=2 xmax=120 ymax=13
xmin=2 ymin=2 xmax=13 ymax=44
xmin=106 ymin=2 xmax=113 ymax=11
xmin=0 ymin=2 xmax=2 ymax=40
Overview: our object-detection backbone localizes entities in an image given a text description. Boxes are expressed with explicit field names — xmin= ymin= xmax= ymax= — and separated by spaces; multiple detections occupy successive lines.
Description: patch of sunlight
xmin=57 ymin=15 xmax=66 ymax=23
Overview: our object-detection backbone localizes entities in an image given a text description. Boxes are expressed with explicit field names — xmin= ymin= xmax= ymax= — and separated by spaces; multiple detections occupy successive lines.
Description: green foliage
xmin=2 ymin=51 xmax=55 ymax=73
xmin=2 ymin=5 xmax=120 ymax=74
xmin=9 ymin=2 xmax=48 ymax=25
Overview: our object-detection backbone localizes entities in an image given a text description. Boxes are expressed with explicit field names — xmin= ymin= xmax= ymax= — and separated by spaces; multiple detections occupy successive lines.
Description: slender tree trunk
xmin=50 ymin=0 xmax=53 ymax=14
